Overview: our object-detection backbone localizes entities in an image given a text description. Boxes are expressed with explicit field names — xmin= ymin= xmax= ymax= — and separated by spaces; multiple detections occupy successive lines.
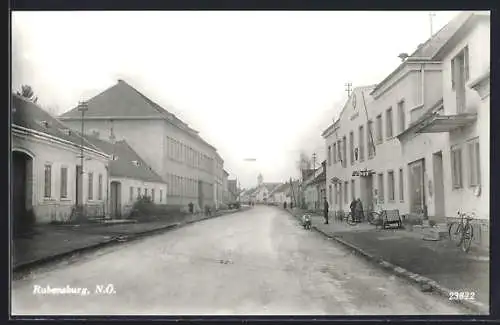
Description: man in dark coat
xmin=188 ymin=202 xmax=194 ymax=214
xmin=350 ymin=198 xmax=357 ymax=222
xmin=284 ymin=201 xmax=287 ymax=209
xmin=323 ymin=197 xmax=329 ymax=224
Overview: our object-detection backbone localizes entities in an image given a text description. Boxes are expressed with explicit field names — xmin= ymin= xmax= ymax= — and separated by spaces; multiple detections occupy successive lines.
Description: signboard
xmin=352 ymin=169 xmax=375 ymax=177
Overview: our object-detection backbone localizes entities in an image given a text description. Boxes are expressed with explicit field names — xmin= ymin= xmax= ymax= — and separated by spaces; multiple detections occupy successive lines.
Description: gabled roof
xmin=59 ymin=79 xmax=216 ymax=151
xmin=370 ymin=11 xmax=480 ymax=96
xmin=11 ymin=94 xmax=107 ymax=156
xmin=82 ymin=134 xmax=165 ymax=183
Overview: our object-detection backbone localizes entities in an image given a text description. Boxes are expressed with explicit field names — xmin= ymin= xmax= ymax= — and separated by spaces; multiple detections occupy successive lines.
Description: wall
xmin=111 ymin=176 xmax=168 ymax=216
xmin=12 ymin=134 xmax=108 ymax=223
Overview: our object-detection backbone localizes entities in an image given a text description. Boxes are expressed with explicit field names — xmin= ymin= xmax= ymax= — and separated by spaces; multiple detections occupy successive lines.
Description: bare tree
xmin=16 ymin=85 xmax=38 ymax=103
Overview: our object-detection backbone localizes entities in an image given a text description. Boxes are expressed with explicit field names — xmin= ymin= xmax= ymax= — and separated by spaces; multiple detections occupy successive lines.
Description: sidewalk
xmin=13 ymin=207 xmax=249 ymax=272
xmin=285 ymin=207 xmax=489 ymax=312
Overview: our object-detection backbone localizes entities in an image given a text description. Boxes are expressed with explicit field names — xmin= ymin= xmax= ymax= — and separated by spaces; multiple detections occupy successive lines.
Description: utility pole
xmin=345 ymin=82 xmax=352 ymax=98
xmin=429 ymin=12 xmax=436 ymax=37
xmin=312 ymin=152 xmax=317 ymax=171
xmin=77 ymin=100 xmax=88 ymax=219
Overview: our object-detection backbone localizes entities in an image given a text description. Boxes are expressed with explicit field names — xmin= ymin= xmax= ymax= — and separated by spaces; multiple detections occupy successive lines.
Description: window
xmin=152 ymin=189 xmax=155 ymax=202
xmin=376 ymin=114 xmax=383 ymax=144
xmin=344 ymin=182 xmax=348 ymax=204
xmin=160 ymin=189 xmax=163 ymax=202
xmin=88 ymin=172 xmax=94 ymax=200
xmin=386 ymin=108 xmax=393 ymax=138
xmin=398 ymin=100 xmax=406 ymax=133
xmin=338 ymin=183 xmax=342 ymax=206
xmin=359 ymin=125 xmax=365 ymax=162
xmin=44 ymin=164 xmax=52 ymax=198
xmin=467 ymin=138 xmax=481 ymax=187
xmin=98 ymin=174 xmax=103 ymax=200
xmin=351 ymin=179 xmax=355 ymax=201
xmin=349 ymin=131 xmax=355 ymax=165
xmin=130 ymin=186 xmax=134 ymax=202
xmin=328 ymin=146 xmax=331 ymax=165
xmin=342 ymin=136 xmax=347 ymax=167
xmin=388 ymin=171 xmax=395 ymax=201
xmin=378 ymin=173 xmax=384 ymax=203
xmin=367 ymin=120 xmax=375 ymax=158
xmin=137 ymin=187 xmax=141 ymax=198
xmin=60 ymin=167 xmax=68 ymax=199
xmin=333 ymin=143 xmax=337 ymax=163
xmin=334 ymin=184 xmax=338 ymax=204
xmin=451 ymin=146 xmax=463 ymax=189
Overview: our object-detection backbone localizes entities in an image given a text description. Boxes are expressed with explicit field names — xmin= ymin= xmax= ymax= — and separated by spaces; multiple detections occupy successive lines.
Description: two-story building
xmin=397 ymin=11 xmax=490 ymax=245
xmin=59 ymin=79 xmax=224 ymax=211
xmin=322 ymin=11 xmax=488 ymax=233
xmin=12 ymin=94 xmax=110 ymax=232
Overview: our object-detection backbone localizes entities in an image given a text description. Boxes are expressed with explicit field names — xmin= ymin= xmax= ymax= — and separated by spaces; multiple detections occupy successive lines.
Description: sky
xmin=11 ymin=10 xmax=460 ymax=189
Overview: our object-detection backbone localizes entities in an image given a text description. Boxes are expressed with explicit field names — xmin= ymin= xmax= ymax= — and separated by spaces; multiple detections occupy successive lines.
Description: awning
xmin=415 ymin=113 xmax=477 ymax=133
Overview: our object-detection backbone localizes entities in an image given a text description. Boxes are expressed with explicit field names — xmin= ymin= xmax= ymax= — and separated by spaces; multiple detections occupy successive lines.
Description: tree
xmin=16 ymin=85 xmax=38 ymax=103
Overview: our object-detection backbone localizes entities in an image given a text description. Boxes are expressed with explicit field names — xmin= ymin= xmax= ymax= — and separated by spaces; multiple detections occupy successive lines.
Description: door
xmin=409 ymin=159 xmax=425 ymax=214
xmin=198 ymin=180 xmax=204 ymax=209
xmin=110 ymin=181 xmax=121 ymax=218
xmin=12 ymin=151 xmax=33 ymax=235
xmin=433 ymin=152 xmax=446 ymax=221
xmin=75 ymin=165 xmax=83 ymax=205
xmin=361 ymin=175 xmax=373 ymax=213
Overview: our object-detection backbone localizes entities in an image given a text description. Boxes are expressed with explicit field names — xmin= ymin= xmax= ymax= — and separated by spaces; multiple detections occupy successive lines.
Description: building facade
xmin=322 ymin=12 xmax=490 ymax=248
xmin=12 ymin=95 xmax=110 ymax=228
xmin=59 ymin=80 xmax=224 ymax=211
xmin=83 ymin=134 xmax=168 ymax=217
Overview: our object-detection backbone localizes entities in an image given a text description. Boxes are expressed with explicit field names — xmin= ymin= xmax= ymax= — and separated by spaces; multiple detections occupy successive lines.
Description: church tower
xmin=257 ymin=173 xmax=263 ymax=186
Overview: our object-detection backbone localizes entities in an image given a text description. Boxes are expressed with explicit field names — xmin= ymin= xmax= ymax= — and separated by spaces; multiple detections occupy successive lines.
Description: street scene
xmin=11 ymin=10 xmax=490 ymax=317
xmin=13 ymin=206 xmax=469 ymax=315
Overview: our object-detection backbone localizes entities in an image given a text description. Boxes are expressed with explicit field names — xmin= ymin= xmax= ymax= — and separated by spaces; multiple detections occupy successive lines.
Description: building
xmin=251 ymin=174 xmax=281 ymax=204
xmin=82 ymin=134 xmax=168 ymax=218
xmin=397 ymin=11 xmax=490 ymax=245
xmin=322 ymin=12 xmax=490 ymax=247
xmin=222 ymin=169 xmax=229 ymax=204
xmin=59 ymin=79 xmax=224 ymax=211
xmin=227 ymin=179 xmax=238 ymax=202
xmin=12 ymin=94 xmax=109 ymax=230
xmin=268 ymin=183 xmax=289 ymax=205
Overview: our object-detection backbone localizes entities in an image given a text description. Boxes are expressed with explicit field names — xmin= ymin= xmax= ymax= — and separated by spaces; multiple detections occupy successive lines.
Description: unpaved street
xmin=12 ymin=206 xmax=469 ymax=315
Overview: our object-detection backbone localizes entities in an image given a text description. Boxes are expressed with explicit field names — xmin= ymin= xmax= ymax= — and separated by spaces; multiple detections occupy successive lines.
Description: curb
xmin=13 ymin=208 xmax=250 ymax=275
xmin=282 ymin=208 xmax=488 ymax=315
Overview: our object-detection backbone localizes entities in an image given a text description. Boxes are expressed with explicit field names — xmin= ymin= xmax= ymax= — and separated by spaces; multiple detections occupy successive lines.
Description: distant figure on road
xmin=284 ymin=201 xmax=287 ymax=209
xmin=290 ymin=201 xmax=294 ymax=209
xmin=323 ymin=198 xmax=329 ymax=224
xmin=188 ymin=202 xmax=194 ymax=214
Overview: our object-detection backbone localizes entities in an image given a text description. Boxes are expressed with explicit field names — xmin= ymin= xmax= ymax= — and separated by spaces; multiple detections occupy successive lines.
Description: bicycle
xmin=448 ymin=210 xmax=475 ymax=253
xmin=367 ymin=210 xmax=382 ymax=226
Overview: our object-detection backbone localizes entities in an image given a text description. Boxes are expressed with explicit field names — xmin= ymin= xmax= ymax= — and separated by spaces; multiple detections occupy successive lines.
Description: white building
xmin=83 ymin=134 xmax=168 ymax=217
xmin=12 ymin=94 xmax=110 ymax=230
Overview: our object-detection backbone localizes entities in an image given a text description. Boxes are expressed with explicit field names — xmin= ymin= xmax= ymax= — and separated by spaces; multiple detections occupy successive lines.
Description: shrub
xmin=127 ymin=197 xmax=187 ymax=222
xmin=429 ymin=220 xmax=437 ymax=227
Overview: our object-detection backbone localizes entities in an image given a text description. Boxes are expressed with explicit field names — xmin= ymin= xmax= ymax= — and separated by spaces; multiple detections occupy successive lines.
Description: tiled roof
xmin=371 ymin=11 xmax=479 ymax=95
xmin=82 ymin=134 xmax=165 ymax=183
xmin=59 ymin=79 xmax=216 ymax=150
xmin=11 ymin=94 xmax=106 ymax=155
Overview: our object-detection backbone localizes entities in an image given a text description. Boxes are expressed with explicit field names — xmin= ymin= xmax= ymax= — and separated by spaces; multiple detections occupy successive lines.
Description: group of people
xmin=322 ymin=197 xmax=365 ymax=224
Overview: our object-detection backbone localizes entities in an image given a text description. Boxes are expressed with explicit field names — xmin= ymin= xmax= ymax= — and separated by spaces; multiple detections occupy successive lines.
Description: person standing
xmin=349 ymin=198 xmax=357 ymax=222
xmin=323 ymin=197 xmax=329 ymax=224
xmin=356 ymin=198 xmax=364 ymax=222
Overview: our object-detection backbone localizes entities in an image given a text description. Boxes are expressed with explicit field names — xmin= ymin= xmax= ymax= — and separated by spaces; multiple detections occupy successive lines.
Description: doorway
xmin=12 ymin=151 xmax=34 ymax=236
xmin=75 ymin=165 xmax=83 ymax=206
xmin=360 ymin=175 xmax=374 ymax=213
xmin=110 ymin=181 xmax=122 ymax=218
xmin=433 ymin=151 xmax=446 ymax=222
xmin=409 ymin=159 xmax=425 ymax=214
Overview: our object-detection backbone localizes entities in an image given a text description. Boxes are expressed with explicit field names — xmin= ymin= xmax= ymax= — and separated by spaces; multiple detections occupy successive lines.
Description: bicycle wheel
xmin=368 ymin=212 xmax=379 ymax=225
xmin=449 ymin=222 xmax=464 ymax=246
xmin=461 ymin=223 xmax=473 ymax=253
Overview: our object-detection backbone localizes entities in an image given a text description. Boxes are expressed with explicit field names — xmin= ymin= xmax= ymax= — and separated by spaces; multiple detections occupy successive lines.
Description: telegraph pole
xmin=429 ymin=12 xmax=436 ymax=37
xmin=312 ymin=152 xmax=317 ymax=171
xmin=345 ymin=82 xmax=352 ymax=98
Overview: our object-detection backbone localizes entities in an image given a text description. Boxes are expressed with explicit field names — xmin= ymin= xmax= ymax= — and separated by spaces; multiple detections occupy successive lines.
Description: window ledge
xmin=60 ymin=198 xmax=72 ymax=202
